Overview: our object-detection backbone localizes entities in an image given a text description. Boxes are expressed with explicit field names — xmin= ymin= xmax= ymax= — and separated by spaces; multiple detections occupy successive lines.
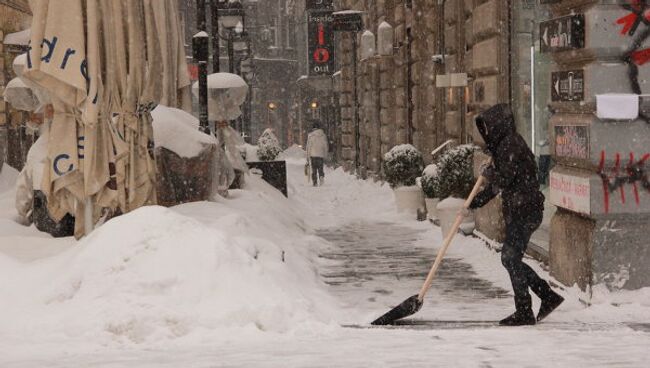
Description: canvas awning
xmin=23 ymin=0 xmax=191 ymax=238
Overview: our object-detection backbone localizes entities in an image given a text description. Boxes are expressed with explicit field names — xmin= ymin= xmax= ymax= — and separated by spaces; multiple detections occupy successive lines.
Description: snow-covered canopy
xmin=151 ymin=105 xmax=218 ymax=158
xmin=192 ymin=73 xmax=249 ymax=121
xmin=3 ymin=29 xmax=30 ymax=46
xmin=2 ymin=77 xmax=40 ymax=112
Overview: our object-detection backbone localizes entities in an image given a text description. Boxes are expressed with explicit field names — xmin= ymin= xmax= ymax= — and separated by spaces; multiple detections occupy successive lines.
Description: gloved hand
xmin=480 ymin=162 xmax=496 ymax=181
xmin=457 ymin=207 xmax=471 ymax=218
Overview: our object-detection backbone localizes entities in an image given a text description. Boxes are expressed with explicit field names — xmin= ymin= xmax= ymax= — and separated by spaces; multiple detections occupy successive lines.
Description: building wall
xmin=333 ymin=0 xmax=513 ymax=175
xmin=332 ymin=0 xmax=650 ymax=291
xmin=0 ymin=0 xmax=32 ymax=171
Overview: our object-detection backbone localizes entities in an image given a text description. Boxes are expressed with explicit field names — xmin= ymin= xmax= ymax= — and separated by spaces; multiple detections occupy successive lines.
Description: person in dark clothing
xmin=464 ymin=103 xmax=564 ymax=326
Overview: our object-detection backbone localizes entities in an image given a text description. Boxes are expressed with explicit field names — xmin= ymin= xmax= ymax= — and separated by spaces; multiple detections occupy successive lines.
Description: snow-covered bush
xmin=430 ymin=144 xmax=479 ymax=199
xmin=257 ymin=129 xmax=282 ymax=161
xmin=383 ymin=144 xmax=424 ymax=188
xmin=420 ymin=164 xmax=441 ymax=199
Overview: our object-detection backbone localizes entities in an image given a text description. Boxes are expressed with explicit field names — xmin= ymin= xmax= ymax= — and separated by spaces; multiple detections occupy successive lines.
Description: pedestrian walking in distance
xmin=462 ymin=103 xmax=564 ymax=326
xmin=306 ymin=121 xmax=329 ymax=187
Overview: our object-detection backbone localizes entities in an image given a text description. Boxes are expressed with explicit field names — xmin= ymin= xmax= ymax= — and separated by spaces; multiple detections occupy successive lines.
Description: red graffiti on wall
xmin=614 ymin=2 xmax=650 ymax=122
xmin=616 ymin=1 xmax=649 ymax=36
xmin=598 ymin=150 xmax=650 ymax=213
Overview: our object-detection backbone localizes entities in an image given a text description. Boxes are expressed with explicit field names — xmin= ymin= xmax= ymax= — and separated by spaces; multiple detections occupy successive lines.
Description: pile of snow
xmin=239 ymin=143 xmax=260 ymax=162
xmin=437 ymin=197 xmax=465 ymax=210
xmin=278 ymin=144 xmax=307 ymax=164
xmin=0 ymin=175 xmax=339 ymax=345
xmin=0 ymin=165 xmax=19 ymax=194
xmin=151 ymin=105 xmax=217 ymax=158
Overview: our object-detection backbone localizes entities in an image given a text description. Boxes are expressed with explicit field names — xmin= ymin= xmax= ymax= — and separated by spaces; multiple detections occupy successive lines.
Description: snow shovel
xmin=371 ymin=174 xmax=487 ymax=325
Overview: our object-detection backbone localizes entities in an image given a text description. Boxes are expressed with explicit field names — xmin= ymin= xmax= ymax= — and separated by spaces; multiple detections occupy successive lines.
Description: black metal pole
xmin=194 ymin=0 xmax=210 ymax=134
xmin=211 ymin=0 xmax=220 ymax=73
xmin=197 ymin=0 xmax=206 ymax=32
xmin=352 ymin=33 xmax=360 ymax=173
xmin=228 ymin=30 xmax=235 ymax=74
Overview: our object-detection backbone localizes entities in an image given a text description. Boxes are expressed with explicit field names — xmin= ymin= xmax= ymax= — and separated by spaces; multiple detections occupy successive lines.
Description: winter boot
xmin=499 ymin=309 xmax=536 ymax=326
xmin=319 ymin=176 xmax=324 ymax=186
xmin=537 ymin=291 xmax=564 ymax=322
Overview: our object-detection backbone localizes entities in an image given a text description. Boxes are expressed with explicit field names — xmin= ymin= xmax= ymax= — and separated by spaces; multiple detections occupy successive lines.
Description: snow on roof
xmin=193 ymin=31 xmax=209 ymax=38
xmin=3 ymin=29 xmax=30 ymax=46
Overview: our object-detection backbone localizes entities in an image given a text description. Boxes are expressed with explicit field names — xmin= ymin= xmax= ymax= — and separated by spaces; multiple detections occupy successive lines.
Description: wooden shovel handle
xmin=418 ymin=174 xmax=487 ymax=301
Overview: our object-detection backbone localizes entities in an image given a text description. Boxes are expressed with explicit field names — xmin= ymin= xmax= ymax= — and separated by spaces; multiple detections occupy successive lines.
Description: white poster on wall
xmin=550 ymin=171 xmax=591 ymax=215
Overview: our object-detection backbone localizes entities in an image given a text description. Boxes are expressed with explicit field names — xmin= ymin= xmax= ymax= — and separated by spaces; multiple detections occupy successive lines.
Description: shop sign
xmin=550 ymin=171 xmax=591 ymax=215
xmin=308 ymin=10 xmax=335 ymax=76
xmin=551 ymin=70 xmax=584 ymax=102
xmin=333 ymin=11 xmax=364 ymax=32
xmin=554 ymin=125 xmax=589 ymax=160
xmin=540 ymin=14 xmax=585 ymax=53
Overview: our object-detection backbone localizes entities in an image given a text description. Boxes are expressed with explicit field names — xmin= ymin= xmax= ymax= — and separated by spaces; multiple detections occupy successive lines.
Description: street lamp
xmin=217 ymin=0 xmax=245 ymax=74
xmin=267 ymin=102 xmax=278 ymax=129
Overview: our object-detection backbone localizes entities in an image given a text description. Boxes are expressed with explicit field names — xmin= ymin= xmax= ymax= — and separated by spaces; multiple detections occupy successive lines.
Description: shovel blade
xmin=371 ymin=295 xmax=423 ymax=325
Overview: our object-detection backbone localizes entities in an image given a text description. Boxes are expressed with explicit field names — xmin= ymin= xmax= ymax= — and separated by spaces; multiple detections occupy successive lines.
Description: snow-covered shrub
xmin=383 ymin=144 xmax=424 ymax=188
xmin=257 ymin=129 xmax=282 ymax=161
xmin=430 ymin=144 xmax=479 ymax=199
xmin=420 ymin=164 xmax=441 ymax=199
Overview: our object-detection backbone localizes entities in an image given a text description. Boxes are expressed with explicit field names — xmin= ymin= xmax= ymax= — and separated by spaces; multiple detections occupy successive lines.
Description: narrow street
xmin=1 ymin=162 xmax=648 ymax=368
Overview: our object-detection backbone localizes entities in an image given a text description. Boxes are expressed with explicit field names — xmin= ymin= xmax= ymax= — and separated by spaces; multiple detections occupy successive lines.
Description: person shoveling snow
xmin=462 ymin=103 xmax=564 ymax=326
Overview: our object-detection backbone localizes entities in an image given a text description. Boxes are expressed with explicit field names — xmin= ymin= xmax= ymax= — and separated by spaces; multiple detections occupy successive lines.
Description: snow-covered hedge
xmin=420 ymin=164 xmax=440 ymax=199
xmin=257 ymin=129 xmax=282 ymax=161
xmin=428 ymin=144 xmax=479 ymax=199
xmin=383 ymin=144 xmax=424 ymax=188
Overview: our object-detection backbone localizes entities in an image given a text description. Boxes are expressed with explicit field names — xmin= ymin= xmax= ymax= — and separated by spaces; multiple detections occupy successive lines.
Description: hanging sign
xmin=308 ymin=10 xmax=335 ymax=76
xmin=551 ymin=70 xmax=584 ymax=102
xmin=540 ymin=14 xmax=585 ymax=53
xmin=333 ymin=11 xmax=364 ymax=32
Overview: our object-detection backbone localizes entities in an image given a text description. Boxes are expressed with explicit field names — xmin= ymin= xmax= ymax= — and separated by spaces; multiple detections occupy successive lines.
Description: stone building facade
xmin=0 ymin=0 xmax=32 ymax=171
xmin=332 ymin=0 xmax=650 ymax=291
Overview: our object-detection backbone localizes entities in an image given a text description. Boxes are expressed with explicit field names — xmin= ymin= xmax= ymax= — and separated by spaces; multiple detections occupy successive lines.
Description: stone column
xmin=466 ymin=0 xmax=511 ymax=241
xmin=543 ymin=2 xmax=650 ymax=290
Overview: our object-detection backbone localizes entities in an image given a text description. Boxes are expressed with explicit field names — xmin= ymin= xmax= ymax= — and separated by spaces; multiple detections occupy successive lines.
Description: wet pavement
xmin=317 ymin=221 xmax=513 ymax=324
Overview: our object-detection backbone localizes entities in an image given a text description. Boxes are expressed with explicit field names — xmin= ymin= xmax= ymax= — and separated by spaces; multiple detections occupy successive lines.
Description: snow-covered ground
xmin=0 ymin=154 xmax=649 ymax=367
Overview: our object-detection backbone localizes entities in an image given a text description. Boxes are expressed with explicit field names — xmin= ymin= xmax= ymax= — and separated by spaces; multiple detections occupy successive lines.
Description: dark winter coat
xmin=469 ymin=104 xmax=544 ymax=224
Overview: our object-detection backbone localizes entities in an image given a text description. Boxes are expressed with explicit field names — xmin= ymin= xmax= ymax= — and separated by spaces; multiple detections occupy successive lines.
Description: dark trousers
xmin=501 ymin=213 xmax=554 ymax=312
xmin=310 ymin=157 xmax=324 ymax=185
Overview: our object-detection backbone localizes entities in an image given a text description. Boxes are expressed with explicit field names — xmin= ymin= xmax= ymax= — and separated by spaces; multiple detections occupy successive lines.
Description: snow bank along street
xmin=1 ymin=157 xmax=649 ymax=367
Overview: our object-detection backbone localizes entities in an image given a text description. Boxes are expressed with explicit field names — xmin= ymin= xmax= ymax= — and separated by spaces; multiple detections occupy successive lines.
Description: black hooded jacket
xmin=469 ymin=104 xmax=544 ymax=223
